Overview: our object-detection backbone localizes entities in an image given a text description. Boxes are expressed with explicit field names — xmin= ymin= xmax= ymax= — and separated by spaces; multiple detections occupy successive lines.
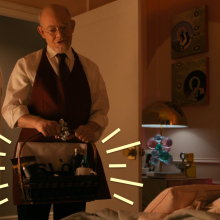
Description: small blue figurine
xmin=149 ymin=134 xmax=173 ymax=165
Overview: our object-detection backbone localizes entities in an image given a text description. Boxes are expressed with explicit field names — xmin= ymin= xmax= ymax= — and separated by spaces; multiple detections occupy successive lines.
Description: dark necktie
xmin=56 ymin=53 xmax=70 ymax=83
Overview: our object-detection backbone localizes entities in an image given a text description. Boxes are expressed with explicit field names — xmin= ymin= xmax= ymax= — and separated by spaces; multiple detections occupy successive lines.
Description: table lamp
xmin=142 ymin=101 xmax=188 ymax=135
xmin=142 ymin=101 xmax=188 ymax=169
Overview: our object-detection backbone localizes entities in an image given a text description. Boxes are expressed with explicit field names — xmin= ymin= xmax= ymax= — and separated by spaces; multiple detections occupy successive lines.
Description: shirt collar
xmin=47 ymin=45 xmax=74 ymax=61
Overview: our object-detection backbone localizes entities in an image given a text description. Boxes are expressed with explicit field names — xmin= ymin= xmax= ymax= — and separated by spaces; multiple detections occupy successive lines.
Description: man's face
xmin=38 ymin=7 xmax=75 ymax=53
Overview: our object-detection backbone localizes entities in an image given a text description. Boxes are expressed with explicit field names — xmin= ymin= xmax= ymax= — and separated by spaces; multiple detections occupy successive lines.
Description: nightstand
xmin=142 ymin=177 xmax=212 ymax=211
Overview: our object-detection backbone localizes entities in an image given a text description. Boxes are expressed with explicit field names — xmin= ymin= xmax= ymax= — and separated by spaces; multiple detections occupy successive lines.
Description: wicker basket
xmin=17 ymin=133 xmax=100 ymax=204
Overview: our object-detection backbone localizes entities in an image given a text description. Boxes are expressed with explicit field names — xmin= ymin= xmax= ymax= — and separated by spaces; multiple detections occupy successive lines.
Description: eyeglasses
xmin=41 ymin=25 xmax=72 ymax=36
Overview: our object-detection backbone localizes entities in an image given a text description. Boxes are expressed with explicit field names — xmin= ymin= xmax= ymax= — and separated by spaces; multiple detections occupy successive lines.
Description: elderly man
xmin=2 ymin=4 xmax=110 ymax=220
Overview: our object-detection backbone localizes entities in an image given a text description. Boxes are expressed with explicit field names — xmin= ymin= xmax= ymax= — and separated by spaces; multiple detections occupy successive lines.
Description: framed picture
xmin=172 ymin=57 xmax=209 ymax=106
xmin=171 ymin=5 xmax=208 ymax=59
xmin=142 ymin=149 xmax=160 ymax=172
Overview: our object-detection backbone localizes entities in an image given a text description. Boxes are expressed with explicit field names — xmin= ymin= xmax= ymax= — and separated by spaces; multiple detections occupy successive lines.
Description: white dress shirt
xmin=2 ymin=45 xmax=109 ymax=141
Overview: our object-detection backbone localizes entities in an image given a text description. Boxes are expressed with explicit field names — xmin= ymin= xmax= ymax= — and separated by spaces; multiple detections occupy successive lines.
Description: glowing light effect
xmin=0 ymin=198 xmax=9 ymax=205
xmin=102 ymin=128 xmax=121 ymax=143
xmin=106 ymin=141 xmax=141 ymax=154
xmin=110 ymin=177 xmax=143 ymax=187
xmin=0 ymin=183 xmax=9 ymax=189
xmin=113 ymin=193 xmax=134 ymax=205
xmin=109 ymin=164 xmax=126 ymax=168
xmin=0 ymin=135 xmax=11 ymax=144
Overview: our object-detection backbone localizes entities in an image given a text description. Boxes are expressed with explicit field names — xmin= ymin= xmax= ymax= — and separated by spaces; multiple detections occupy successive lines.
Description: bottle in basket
xmin=71 ymin=148 xmax=84 ymax=174
xmin=81 ymin=155 xmax=89 ymax=168
xmin=23 ymin=161 xmax=45 ymax=178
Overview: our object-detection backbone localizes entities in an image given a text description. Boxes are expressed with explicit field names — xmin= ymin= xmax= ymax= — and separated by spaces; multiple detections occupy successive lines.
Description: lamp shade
xmin=142 ymin=101 xmax=188 ymax=128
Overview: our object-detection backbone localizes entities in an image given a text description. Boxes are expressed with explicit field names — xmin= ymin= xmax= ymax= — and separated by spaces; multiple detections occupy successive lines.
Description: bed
xmin=61 ymin=184 xmax=220 ymax=220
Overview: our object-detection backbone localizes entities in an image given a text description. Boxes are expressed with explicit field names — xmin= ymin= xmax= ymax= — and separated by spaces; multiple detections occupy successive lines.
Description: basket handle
xmin=90 ymin=142 xmax=97 ymax=172
xmin=17 ymin=132 xmax=42 ymax=204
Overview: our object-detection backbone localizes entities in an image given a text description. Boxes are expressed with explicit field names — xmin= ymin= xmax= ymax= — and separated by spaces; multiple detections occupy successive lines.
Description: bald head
xmin=38 ymin=4 xmax=71 ymax=26
xmin=37 ymin=4 xmax=75 ymax=53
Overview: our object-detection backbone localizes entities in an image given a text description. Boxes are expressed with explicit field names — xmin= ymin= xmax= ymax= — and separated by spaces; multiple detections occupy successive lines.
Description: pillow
xmin=144 ymin=184 xmax=220 ymax=214
xmin=192 ymin=190 xmax=220 ymax=210
xmin=203 ymin=197 xmax=220 ymax=213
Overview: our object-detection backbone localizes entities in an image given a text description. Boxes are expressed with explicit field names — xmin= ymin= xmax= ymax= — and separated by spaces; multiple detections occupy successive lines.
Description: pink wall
xmin=146 ymin=0 xmax=220 ymax=67
xmin=143 ymin=0 xmax=220 ymax=181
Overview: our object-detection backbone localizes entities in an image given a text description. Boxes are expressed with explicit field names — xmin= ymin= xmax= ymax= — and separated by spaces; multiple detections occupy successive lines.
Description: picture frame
xmin=171 ymin=5 xmax=208 ymax=59
xmin=172 ymin=57 xmax=209 ymax=106
xmin=142 ymin=149 xmax=160 ymax=173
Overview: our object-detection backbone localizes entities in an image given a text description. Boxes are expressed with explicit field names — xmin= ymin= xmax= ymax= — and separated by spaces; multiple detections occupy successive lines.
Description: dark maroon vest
xmin=13 ymin=48 xmax=110 ymax=205
xmin=18 ymin=48 xmax=91 ymax=142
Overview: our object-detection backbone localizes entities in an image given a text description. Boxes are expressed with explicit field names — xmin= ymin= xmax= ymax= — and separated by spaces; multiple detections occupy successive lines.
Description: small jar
xmin=23 ymin=161 xmax=43 ymax=178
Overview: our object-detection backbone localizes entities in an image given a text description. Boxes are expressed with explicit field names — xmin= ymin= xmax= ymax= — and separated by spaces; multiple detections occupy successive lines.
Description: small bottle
xmin=23 ymin=161 xmax=44 ymax=178
xmin=185 ymin=153 xmax=196 ymax=178
xmin=81 ymin=155 xmax=89 ymax=168
xmin=71 ymin=148 xmax=84 ymax=173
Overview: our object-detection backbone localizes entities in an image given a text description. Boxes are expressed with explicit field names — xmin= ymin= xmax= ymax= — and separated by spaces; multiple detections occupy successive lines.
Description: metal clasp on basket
xmin=57 ymin=119 xmax=70 ymax=141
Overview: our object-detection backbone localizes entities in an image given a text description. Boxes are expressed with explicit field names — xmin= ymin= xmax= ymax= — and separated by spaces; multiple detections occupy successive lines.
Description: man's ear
xmin=71 ymin=20 xmax=75 ymax=33
xmin=37 ymin=26 xmax=46 ymax=39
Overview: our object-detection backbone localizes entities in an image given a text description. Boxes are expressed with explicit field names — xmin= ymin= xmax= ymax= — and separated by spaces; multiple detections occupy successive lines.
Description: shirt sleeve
xmin=79 ymin=55 xmax=110 ymax=141
xmin=89 ymin=66 xmax=109 ymax=142
xmin=2 ymin=51 xmax=109 ymax=142
xmin=1 ymin=58 xmax=32 ymax=128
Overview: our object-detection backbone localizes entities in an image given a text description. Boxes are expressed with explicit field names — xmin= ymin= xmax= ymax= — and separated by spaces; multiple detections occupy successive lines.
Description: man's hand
xmin=74 ymin=121 xmax=100 ymax=143
xmin=17 ymin=115 xmax=61 ymax=137
xmin=34 ymin=119 xmax=61 ymax=137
